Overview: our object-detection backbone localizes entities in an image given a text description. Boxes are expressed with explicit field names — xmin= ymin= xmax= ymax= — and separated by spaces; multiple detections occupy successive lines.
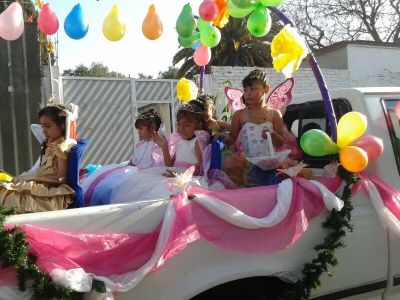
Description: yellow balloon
xmin=337 ymin=112 xmax=367 ymax=148
xmin=103 ymin=4 xmax=126 ymax=42
xmin=0 ymin=172 xmax=12 ymax=182
xmin=142 ymin=4 xmax=163 ymax=40
xmin=339 ymin=146 xmax=368 ymax=172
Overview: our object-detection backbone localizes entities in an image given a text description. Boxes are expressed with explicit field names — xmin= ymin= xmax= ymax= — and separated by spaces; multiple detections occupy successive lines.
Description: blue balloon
xmin=192 ymin=40 xmax=201 ymax=49
xmin=64 ymin=4 xmax=89 ymax=40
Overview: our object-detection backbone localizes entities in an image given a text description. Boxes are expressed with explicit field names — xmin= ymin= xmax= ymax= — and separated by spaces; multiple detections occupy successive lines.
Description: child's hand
xmin=262 ymin=129 xmax=271 ymax=139
xmin=152 ymin=132 xmax=168 ymax=149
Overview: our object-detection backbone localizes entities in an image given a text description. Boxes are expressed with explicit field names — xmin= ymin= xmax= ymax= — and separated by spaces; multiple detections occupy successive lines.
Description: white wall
xmin=347 ymin=45 xmax=400 ymax=87
xmin=206 ymin=66 xmax=351 ymax=97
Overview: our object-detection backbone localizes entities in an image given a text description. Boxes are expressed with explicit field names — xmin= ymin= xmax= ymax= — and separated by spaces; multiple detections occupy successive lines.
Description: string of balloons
xmin=0 ymin=1 xmax=163 ymax=41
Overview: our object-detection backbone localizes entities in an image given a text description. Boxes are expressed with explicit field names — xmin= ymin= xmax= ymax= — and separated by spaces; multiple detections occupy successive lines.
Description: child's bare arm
xmin=153 ymin=132 xmax=174 ymax=167
xmin=216 ymin=120 xmax=231 ymax=131
xmin=224 ymin=110 xmax=241 ymax=146
xmin=271 ymin=110 xmax=284 ymax=147
xmin=194 ymin=140 xmax=202 ymax=176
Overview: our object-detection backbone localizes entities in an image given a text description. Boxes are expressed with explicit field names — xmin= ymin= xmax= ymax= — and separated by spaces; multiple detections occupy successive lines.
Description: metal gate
xmin=59 ymin=77 xmax=178 ymax=166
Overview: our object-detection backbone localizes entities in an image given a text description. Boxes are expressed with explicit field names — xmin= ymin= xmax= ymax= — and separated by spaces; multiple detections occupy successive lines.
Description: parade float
xmin=1 ymin=1 xmax=400 ymax=299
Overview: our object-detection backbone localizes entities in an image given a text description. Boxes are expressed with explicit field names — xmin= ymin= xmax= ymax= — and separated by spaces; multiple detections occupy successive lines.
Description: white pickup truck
xmin=5 ymin=87 xmax=400 ymax=300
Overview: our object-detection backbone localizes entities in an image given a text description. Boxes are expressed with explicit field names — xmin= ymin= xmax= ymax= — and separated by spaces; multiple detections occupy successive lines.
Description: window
xmin=381 ymin=99 xmax=400 ymax=175
xmin=284 ymin=98 xmax=352 ymax=168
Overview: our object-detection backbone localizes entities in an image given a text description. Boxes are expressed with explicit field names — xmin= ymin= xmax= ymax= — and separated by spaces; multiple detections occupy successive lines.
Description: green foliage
xmin=280 ymin=167 xmax=360 ymax=299
xmin=158 ymin=66 xmax=179 ymax=79
xmin=0 ymin=205 xmax=105 ymax=299
xmin=62 ymin=62 xmax=126 ymax=78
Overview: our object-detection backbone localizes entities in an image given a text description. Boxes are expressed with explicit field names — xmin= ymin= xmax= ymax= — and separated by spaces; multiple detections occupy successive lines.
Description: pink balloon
xmin=38 ymin=4 xmax=59 ymax=35
xmin=199 ymin=0 xmax=218 ymax=22
xmin=395 ymin=102 xmax=400 ymax=119
xmin=194 ymin=44 xmax=211 ymax=66
xmin=351 ymin=135 xmax=384 ymax=160
xmin=0 ymin=2 xmax=24 ymax=41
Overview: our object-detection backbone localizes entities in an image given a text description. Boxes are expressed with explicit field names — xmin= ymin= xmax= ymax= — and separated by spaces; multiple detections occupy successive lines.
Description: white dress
xmin=85 ymin=132 xmax=224 ymax=205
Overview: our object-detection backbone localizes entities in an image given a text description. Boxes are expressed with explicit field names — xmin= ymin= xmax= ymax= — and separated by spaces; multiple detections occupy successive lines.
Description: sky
xmin=46 ymin=0 xmax=203 ymax=77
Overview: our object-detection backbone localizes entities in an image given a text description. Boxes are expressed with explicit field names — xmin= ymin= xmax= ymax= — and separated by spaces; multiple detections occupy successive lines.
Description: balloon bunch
xmin=0 ymin=2 xmax=24 ymax=41
xmin=228 ymin=0 xmax=285 ymax=37
xmin=176 ymin=4 xmax=221 ymax=66
xmin=300 ymin=112 xmax=384 ymax=172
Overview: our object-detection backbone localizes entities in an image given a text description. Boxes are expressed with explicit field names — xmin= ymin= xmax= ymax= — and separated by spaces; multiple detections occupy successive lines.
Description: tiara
xmin=137 ymin=109 xmax=158 ymax=120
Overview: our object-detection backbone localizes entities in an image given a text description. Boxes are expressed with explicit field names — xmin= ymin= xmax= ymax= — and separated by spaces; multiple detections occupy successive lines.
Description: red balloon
xmin=38 ymin=4 xmax=59 ymax=35
xmin=351 ymin=135 xmax=384 ymax=160
xmin=199 ymin=0 xmax=218 ymax=22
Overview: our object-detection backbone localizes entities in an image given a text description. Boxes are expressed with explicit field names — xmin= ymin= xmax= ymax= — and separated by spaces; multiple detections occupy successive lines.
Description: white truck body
xmin=5 ymin=87 xmax=400 ymax=300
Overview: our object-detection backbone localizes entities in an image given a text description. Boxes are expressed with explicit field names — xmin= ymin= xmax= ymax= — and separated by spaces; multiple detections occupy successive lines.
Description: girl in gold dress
xmin=0 ymin=105 xmax=77 ymax=213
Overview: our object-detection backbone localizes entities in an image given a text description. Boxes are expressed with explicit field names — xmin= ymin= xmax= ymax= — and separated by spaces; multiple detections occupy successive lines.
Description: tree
xmin=137 ymin=73 xmax=153 ymax=79
xmin=284 ymin=0 xmax=400 ymax=50
xmin=62 ymin=62 xmax=126 ymax=78
xmin=173 ymin=16 xmax=281 ymax=78
xmin=158 ymin=66 xmax=179 ymax=79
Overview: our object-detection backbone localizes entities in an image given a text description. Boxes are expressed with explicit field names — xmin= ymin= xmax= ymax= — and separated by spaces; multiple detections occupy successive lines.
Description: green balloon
xmin=200 ymin=26 xmax=221 ymax=48
xmin=228 ymin=0 xmax=255 ymax=18
xmin=231 ymin=0 xmax=257 ymax=9
xmin=258 ymin=0 xmax=286 ymax=7
xmin=178 ymin=32 xmax=200 ymax=48
xmin=176 ymin=4 xmax=196 ymax=38
xmin=247 ymin=7 xmax=271 ymax=37
xmin=300 ymin=129 xmax=339 ymax=157
xmin=197 ymin=18 xmax=212 ymax=31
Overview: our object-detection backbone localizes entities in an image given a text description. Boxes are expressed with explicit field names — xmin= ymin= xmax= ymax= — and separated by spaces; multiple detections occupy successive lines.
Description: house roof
xmin=314 ymin=40 xmax=400 ymax=56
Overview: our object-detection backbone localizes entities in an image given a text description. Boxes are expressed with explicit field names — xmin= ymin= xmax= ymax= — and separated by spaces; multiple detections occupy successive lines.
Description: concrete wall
xmin=314 ymin=46 xmax=348 ymax=70
xmin=347 ymin=44 xmax=400 ymax=87
xmin=206 ymin=66 xmax=351 ymax=97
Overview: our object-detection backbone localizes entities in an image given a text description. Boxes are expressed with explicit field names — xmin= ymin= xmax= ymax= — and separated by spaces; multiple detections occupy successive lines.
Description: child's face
xmin=243 ymin=81 xmax=268 ymax=105
xmin=40 ymin=115 xmax=64 ymax=142
xmin=137 ymin=124 xmax=154 ymax=140
xmin=177 ymin=117 xmax=201 ymax=140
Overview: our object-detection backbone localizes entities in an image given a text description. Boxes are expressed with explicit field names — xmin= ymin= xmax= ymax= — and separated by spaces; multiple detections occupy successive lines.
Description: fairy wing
xmin=267 ymin=78 xmax=295 ymax=115
xmin=224 ymin=86 xmax=246 ymax=113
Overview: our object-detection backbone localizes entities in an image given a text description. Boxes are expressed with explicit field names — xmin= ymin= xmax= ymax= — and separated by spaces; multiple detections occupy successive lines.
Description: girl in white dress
xmin=82 ymin=109 xmax=164 ymax=206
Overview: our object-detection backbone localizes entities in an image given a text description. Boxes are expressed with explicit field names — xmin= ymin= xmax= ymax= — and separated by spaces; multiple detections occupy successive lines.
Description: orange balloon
xmin=339 ymin=146 xmax=368 ymax=173
xmin=142 ymin=4 xmax=163 ymax=40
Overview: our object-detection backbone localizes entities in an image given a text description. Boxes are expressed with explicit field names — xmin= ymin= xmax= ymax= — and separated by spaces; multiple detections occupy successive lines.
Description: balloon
xmin=351 ymin=135 xmax=384 ymax=160
xmin=300 ymin=129 xmax=340 ymax=156
xmin=231 ymin=0 xmax=257 ymax=9
xmin=337 ymin=112 xmax=367 ymax=148
xmin=103 ymin=4 xmax=126 ymax=42
xmin=192 ymin=40 xmax=202 ymax=49
xmin=0 ymin=2 xmax=24 ymax=41
xmin=178 ymin=32 xmax=200 ymax=48
xmin=258 ymin=0 xmax=286 ymax=7
xmin=194 ymin=44 xmax=211 ymax=66
xmin=199 ymin=0 xmax=218 ymax=22
xmin=339 ymin=146 xmax=368 ymax=172
xmin=176 ymin=4 xmax=196 ymax=38
xmin=64 ymin=4 xmax=89 ymax=40
xmin=395 ymin=102 xmax=400 ymax=119
xmin=38 ymin=4 xmax=59 ymax=35
xmin=247 ymin=6 xmax=271 ymax=37
xmin=197 ymin=17 xmax=212 ymax=31
xmin=228 ymin=0 xmax=255 ymax=18
xmin=142 ymin=4 xmax=163 ymax=40
xmin=200 ymin=25 xmax=221 ymax=48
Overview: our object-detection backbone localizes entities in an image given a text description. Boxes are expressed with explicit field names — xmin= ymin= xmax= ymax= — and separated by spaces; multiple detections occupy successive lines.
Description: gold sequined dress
xmin=0 ymin=138 xmax=76 ymax=213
